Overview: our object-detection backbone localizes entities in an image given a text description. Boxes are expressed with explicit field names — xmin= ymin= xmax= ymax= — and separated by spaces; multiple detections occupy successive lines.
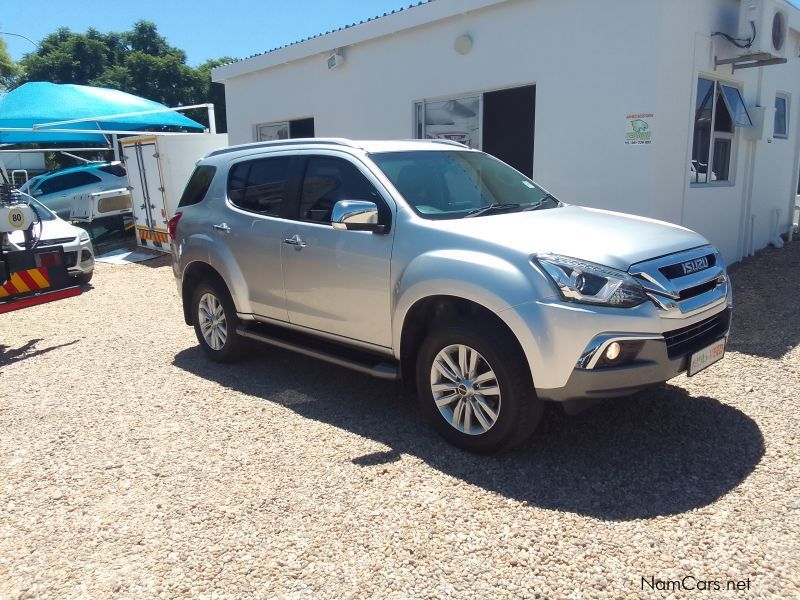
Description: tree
xmin=15 ymin=21 xmax=231 ymax=131
xmin=0 ymin=33 xmax=18 ymax=89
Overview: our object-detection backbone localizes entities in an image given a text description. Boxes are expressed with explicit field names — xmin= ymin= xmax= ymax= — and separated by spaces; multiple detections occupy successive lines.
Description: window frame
xmin=690 ymin=76 xmax=749 ymax=187
xmin=413 ymin=93 xmax=484 ymax=150
xmin=774 ymin=92 xmax=790 ymax=139
xmin=225 ymin=153 xmax=301 ymax=219
xmin=253 ymin=118 xmax=315 ymax=142
xmin=286 ymin=150 xmax=394 ymax=232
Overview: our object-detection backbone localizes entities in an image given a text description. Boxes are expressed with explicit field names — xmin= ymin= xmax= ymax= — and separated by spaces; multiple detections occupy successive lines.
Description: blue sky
xmin=1 ymin=0 xmax=422 ymax=66
xmin=4 ymin=0 xmax=800 ymax=66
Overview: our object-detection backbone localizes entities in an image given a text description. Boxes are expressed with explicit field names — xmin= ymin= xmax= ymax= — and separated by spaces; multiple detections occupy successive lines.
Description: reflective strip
xmin=28 ymin=268 xmax=50 ymax=288
xmin=9 ymin=272 xmax=30 ymax=293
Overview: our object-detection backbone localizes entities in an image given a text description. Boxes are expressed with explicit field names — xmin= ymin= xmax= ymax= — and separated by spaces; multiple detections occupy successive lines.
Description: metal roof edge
xmin=212 ymin=0 xmax=508 ymax=82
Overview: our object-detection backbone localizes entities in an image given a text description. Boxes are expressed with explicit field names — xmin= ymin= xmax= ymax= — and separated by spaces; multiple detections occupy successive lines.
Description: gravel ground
xmin=1 ymin=244 xmax=798 ymax=599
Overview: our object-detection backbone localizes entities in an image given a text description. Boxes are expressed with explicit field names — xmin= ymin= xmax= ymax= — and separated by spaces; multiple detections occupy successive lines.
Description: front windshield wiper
xmin=463 ymin=203 xmax=521 ymax=218
xmin=522 ymin=194 xmax=560 ymax=212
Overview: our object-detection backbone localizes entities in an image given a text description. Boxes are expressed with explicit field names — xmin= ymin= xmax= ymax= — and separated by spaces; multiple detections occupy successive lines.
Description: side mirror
xmin=332 ymin=200 xmax=385 ymax=233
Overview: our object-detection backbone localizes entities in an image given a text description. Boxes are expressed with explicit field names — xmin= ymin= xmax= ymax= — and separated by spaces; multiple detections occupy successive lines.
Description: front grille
xmin=663 ymin=308 xmax=731 ymax=359
xmin=659 ymin=253 xmax=716 ymax=279
xmin=678 ymin=279 xmax=719 ymax=300
xmin=39 ymin=237 xmax=77 ymax=246
xmin=63 ymin=251 xmax=78 ymax=267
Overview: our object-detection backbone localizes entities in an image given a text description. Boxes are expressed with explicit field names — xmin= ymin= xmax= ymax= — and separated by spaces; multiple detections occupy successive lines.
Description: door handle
xmin=283 ymin=234 xmax=306 ymax=247
xmin=213 ymin=223 xmax=231 ymax=232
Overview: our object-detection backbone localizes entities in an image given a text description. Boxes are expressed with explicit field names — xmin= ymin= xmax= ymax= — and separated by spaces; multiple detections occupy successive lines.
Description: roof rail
xmin=206 ymin=137 xmax=356 ymax=158
xmin=400 ymin=138 xmax=470 ymax=149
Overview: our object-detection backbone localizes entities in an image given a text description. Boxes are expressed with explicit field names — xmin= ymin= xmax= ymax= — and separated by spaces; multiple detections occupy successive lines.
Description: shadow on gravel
xmin=727 ymin=242 xmax=800 ymax=359
xmin=173 ymin=347 xmax=764 ymax=521
xmin=0 ymin=338 xmax=79 ymax=367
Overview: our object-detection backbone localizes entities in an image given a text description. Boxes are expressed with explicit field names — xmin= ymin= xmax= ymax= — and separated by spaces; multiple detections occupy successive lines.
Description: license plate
xmin=688 ymin=339 xmax=726 ymax=376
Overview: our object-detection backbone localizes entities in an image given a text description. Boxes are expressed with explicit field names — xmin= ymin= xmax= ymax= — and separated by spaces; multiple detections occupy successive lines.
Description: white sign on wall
xmin=624 ymin=113 xmax=654 ymax=146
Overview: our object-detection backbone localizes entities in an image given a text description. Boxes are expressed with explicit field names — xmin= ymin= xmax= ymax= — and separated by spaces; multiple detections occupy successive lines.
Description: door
xmin=36 ymin=171 xmax=103 ymax=219
xmin=281 ymin=154 xmax=395 ymax=347
xmin=124 ymin=142 xmax=166 ymax=231
xmin=220 ymin=154 xmax=298 ymax=321
xmin=482 ymin=85 xmax=536 ymax=177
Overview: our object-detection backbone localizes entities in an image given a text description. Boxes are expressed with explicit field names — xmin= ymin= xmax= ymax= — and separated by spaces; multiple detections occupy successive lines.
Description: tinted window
xmin=98 ymin=164 xmax=127 ymax=177
xmin=299 ymin=156 xmax=380 ymax=222
xmin=228 ymin=157 xmax=291 ymax=215
xmin=179 ymin=165 xmax=217 ymax=207
xmin=775 ymin=95 xmax=788 ymax=138
xmin=39 ymin=172 xmax=101 ymax=195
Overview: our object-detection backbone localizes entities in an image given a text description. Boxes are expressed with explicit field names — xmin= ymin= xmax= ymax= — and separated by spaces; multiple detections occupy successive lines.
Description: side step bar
xmin=236 ymin=325 xmax=399 ymax=380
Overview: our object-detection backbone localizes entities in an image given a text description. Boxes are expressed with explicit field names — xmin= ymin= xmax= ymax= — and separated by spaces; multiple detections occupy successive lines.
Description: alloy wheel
xmin=429 ymin=344 xmax=501 ymax=435
xmin=198 ymin=292 xmax=227 ymax=351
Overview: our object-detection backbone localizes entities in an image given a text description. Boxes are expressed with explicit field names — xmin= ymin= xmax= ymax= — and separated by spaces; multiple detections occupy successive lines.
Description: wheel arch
xmin=398 ymin=294 xmax=530 ymax=392
xmin=181 ymin=261 xmax=229 ymax=325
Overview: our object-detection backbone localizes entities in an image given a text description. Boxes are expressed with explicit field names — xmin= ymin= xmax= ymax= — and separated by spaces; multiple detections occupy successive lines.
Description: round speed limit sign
xmin=7 ymin=207 xmax=27 ymax=230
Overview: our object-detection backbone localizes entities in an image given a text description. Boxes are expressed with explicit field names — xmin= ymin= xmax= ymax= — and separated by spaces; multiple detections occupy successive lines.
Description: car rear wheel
xmin=192 ymin=281 xmax=247 ymax=362
xmin=416 ymin=320 xmax=543 ymax=453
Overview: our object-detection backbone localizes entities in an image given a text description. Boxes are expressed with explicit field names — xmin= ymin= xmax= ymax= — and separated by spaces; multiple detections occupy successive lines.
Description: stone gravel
xmin=0 ymin=244 xmax=798 ymax=599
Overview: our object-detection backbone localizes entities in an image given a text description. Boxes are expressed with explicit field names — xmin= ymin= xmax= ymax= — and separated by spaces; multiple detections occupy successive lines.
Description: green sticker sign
xmin=625 ymin=113 xmax=654 ymax=146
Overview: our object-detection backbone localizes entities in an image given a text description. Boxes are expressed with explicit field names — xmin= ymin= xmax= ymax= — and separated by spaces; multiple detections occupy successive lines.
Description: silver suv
xmin=170 ymin=139 xmax=732 ymax=453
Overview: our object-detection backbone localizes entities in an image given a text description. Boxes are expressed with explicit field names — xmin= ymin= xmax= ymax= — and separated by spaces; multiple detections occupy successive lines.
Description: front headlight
xmin=534 ymin=254 xmax=648 ymax=308
xmin=79 ymin=231 xmax=91 ymax=243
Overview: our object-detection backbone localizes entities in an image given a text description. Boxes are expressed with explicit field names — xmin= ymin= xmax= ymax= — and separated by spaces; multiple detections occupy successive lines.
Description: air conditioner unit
xmin=739 ymin=0 xmax=788 ymax=57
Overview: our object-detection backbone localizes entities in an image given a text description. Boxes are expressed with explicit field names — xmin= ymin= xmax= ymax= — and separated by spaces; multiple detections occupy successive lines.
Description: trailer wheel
xmin=192 ymin=280 xmax=247 ymax=362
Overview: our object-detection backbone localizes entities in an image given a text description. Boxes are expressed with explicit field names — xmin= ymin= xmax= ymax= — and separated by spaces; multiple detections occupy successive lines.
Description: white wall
xmin=218 ymin=0 xmax=800 ymax=263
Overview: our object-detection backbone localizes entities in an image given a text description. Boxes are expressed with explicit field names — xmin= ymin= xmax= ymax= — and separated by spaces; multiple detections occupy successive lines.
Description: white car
xmin=19 ymin=162 xmax=128 ymax=220
xmin=5 ymin=197 xmax=95 ymax=284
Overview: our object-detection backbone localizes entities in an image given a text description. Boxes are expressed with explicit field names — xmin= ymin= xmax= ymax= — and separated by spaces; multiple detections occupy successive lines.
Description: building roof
xmin=212 ymin=0 xmax=507 ymax=82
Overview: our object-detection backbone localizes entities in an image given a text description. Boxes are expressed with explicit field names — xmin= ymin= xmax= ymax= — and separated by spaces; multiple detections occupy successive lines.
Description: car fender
xmin=392 ymin=249 xmax=551 ymax=359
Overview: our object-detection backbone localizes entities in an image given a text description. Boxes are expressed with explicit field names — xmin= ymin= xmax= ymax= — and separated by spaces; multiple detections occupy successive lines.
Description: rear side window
xmin=228 ymin=157 xmax=291 ymax=216
xmin=98 ymin=164 xmax=127 ymax=177
xmin=38 ymin=171 xmax=101 ymax=195
xmin=299 ymin=156 xmax=380 ymax=222
xmin=178 ymin=165 xmax=217 ymax=207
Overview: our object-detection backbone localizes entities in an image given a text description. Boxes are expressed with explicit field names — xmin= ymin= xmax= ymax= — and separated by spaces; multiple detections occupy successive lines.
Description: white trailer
xmin=122 ymin=134 xmax=228 ymax=251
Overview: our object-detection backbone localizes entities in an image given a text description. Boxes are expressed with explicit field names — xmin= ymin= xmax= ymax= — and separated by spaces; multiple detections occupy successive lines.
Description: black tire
xmin=75 ymin=271 xmax=93 ymax=285
xmin=415 ymin=320 xmax=543 ymax=453
xmin=191 ymin=279 xmax=247 ymax=363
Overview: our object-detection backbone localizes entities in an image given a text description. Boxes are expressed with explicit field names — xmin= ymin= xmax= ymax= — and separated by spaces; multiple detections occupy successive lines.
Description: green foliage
xmin=0 ymin=34 xmax=18 ymax=89
xmin=14 ymin=21 xmax=233 ymax=131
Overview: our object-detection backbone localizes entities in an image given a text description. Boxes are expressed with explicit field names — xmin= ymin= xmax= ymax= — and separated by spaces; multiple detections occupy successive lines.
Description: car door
xmin=281 ymin=152 xmax=396 ymax=348
xmin=37 ymin=172 xmax=102 ymax=219
xmin=217 ymin=153 xmax=299 ymax=321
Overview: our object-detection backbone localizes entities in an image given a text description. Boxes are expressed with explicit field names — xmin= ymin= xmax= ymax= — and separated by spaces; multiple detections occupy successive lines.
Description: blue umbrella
xmin=0 ymin=82 xmax=204 ymax=144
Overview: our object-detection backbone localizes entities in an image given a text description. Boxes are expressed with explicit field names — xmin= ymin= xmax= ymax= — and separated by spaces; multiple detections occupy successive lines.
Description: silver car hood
xmin=434 ymin=205 xmax=709 ymax=271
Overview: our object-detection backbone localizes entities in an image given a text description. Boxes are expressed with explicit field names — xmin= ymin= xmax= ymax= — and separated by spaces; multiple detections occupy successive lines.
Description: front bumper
xmin=61 ymin=238 xmax=95 ymax=277
xmin=539 ymin=307 xmax=731 ymax=401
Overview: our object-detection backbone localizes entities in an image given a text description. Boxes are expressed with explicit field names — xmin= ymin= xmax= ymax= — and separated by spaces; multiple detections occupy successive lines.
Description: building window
xmin=690 ymin=78 xmax=751 ymax=184
xmin=775 ymin=93 xmax=789 ymax=139
xmin=254 ymin=118 xmax=315 ymax=142
xmin=414 ymin=95 xmax=482 ymax=149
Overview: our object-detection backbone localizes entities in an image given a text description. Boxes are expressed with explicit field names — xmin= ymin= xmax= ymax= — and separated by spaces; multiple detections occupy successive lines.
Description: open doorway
xmin=414 ymin=85 xmax=536 ymax=177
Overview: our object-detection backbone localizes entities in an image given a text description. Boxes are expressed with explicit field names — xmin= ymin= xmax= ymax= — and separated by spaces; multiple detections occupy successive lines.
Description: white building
xmin=213 ymin=0 xmax=800 ymax=264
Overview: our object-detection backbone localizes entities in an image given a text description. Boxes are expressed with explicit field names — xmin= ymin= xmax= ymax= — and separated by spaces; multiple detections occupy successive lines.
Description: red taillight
xmin=167 ymin=212 xmax=183 ymax=240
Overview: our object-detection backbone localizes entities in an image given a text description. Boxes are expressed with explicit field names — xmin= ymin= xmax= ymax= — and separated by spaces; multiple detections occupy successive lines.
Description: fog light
xmin=605 ymin=342 xmax=621 ymax=361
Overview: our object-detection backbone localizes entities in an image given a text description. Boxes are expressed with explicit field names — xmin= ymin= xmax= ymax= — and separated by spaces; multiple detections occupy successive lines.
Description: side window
xmin=178 ymin=165 xmax=217 ymax=207
xmin=690 ymin=78 xmax=751 ymax=184
xmin=38 ymin=174 xmax=72 ymax=195
xmin=228 ymin=156 xmax=291 ymax=216
xmin=299 ymin=156 xmax=380 ymax=223
xmin=98 ymin=164 xmax=127 ymax=177
xmin=775 ymin=93 xmax=789 ymax=139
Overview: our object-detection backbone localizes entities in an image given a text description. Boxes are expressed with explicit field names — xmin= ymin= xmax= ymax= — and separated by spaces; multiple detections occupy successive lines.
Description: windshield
xmin=370 ymin=150 xmax=560 ymax=219
xmin=25 ymin=197 xmax=57 ymax=221
xmin=18 ymin=177 xmax=39 ymax=193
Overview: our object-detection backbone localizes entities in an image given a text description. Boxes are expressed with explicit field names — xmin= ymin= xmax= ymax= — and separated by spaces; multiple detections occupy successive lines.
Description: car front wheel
xmin=416 ymin=320 xmax=543 ymax=453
